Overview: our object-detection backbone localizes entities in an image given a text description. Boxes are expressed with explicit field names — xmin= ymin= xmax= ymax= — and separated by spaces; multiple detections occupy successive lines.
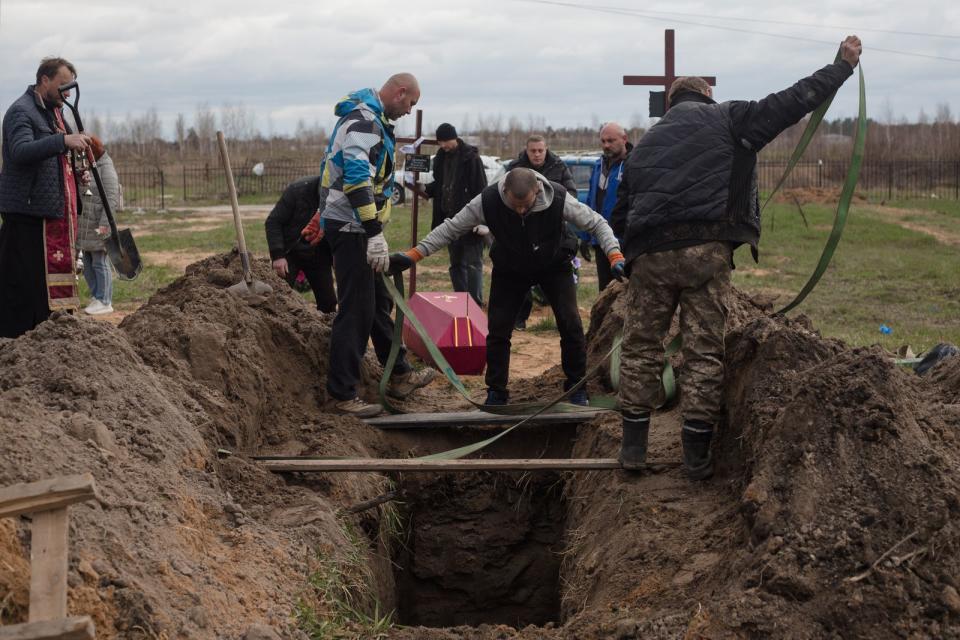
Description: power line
xmin=591 ymin=4 xmax=960 ymax=40
xmin=521 ymin=0 xmax=960 ymax=63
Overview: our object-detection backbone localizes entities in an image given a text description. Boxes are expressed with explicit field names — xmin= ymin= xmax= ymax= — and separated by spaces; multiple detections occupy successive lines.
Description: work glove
xmin=301 ymin=212 xmax=323 ymax=246
xmin=579 ymin=239 xmax=593 ymax=262
xmin=389 ymin=252 xmax=415 ymax=274
xmin=366 ymin=232 xmax=390 ymax=272
xmin=608 ymin=251 xmax=626 ymax=282
xmin=473 ymin=224 xmax=490 ymax=236
xmin=389 ymin=248 xmax=424 ymax=275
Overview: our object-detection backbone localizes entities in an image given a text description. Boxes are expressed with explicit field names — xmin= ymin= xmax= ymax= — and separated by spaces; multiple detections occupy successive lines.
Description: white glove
xmin=473 ymin=224 xmax=490 ymax=236
xmin=366 ymin=232 xmax=390 ymax=272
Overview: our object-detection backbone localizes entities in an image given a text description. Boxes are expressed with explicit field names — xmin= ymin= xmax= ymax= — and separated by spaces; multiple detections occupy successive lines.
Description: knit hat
xmin=435 ymin=123 xmax=457 ymax=141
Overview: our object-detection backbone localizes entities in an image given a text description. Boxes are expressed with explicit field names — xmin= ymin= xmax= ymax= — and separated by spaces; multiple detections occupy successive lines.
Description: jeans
xmin=448 ymin=234 xmax=485 ymax=306
xmin=325 ymin=223 xmax=411 ymax=401
xmin=486 ymin=263 xmax=585 ymax=394
xmin=83 ymin=250 xmax=112 ymax=305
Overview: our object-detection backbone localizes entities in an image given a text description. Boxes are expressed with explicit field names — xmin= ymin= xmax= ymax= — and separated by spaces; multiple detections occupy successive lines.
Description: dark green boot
xmin=619 ymin=412 xmax=650 ymax=471
xmin=681 ymin=419 xmax=714 ymax=480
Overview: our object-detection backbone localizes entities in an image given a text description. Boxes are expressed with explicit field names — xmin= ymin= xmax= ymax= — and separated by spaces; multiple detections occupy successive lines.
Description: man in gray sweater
xmin=391 ymin=168 xmax=625 ymax=406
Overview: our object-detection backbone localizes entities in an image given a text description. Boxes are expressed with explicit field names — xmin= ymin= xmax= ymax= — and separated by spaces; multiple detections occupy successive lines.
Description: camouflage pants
xmin=619 ymin=241 xmax=732 ymax=424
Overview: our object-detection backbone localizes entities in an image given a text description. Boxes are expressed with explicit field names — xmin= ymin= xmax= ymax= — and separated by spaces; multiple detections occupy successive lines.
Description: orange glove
xmin=608 ymin=251 xmax=626 ymax=282
xmin=301 ymin=212 xmax=323 ymax=246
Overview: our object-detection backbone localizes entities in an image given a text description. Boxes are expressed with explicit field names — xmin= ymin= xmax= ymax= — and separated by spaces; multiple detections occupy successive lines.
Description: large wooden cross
xmin=623 ymin=29 xmax=717 ymax=113
xmin=396 ymin=109 xmax=436 ymax=295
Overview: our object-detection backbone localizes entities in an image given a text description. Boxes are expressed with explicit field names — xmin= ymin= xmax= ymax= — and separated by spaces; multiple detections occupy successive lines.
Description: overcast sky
xmin=2 ymin=0 xmax=959 ymax=141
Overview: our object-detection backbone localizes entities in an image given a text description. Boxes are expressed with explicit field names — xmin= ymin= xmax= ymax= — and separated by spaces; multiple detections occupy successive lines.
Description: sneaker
xmin=84 ymin=300 xmax=105 ymax=315
xmin=619 ymin=413 xmax=650 ymax=471
xmin=386 ymin=368 xmax=437 ymax=399
xmin=681 ymin=420 xmax=715 ymax=481
xmin=484 ymin=388 xmax=509 ymax=406
xmin=333 ymin=397 xmax=382 ymax=418
xmin=514 ymin=319 xmax=526 ymax=331
xmin=568 ymin=388 xmax=589 ymax=406
xmin=87 ymin=301 xmax=114 ymax=316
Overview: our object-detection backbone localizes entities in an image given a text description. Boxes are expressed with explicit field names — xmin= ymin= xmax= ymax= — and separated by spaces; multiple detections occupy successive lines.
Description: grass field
xmin=95 ymin=197 xmax=960 ymax=354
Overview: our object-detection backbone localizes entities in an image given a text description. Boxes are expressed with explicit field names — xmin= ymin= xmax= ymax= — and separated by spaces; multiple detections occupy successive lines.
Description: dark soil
xmin=3 ymin=251 xmax=960 ymax=639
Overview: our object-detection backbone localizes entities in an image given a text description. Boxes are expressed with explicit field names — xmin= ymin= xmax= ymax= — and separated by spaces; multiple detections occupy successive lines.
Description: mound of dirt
xmin=5 ymin=248 xmax=960 ymax=640
xmin=0 ymin=254 xmax=401 ymax=638
xmin=552 ymin=285 xmax=960 ymax=639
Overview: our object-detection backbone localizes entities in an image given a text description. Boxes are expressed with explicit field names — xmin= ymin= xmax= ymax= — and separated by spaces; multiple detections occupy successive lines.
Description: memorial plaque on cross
xmin=396 ymin=109 xmax=436 ymax=295
xmin=623 ymin=29 xmax=717 ymax=116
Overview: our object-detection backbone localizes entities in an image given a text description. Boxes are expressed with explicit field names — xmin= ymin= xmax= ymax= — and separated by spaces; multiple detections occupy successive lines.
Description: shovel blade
xmin=227 ymin=278 xmax=273 ymax=298
xmin=105 ymin=228 xmax=142 ymax=280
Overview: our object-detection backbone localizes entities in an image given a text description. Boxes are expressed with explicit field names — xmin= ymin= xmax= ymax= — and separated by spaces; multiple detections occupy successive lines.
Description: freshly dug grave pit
xmin=393 ymin=470 xmax=567 ymax=628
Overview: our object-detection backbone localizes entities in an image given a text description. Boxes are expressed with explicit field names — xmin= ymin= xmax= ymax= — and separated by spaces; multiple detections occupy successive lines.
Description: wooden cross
xmin=395 ymin=109 xmax=436 ymax=296
xmin=623 ymin=29 xmax=717 ymax=112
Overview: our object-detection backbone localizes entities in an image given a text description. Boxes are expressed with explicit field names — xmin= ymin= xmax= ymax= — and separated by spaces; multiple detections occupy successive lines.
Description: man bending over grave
xmin=610 ymin=35 xmax=863 ymax=480
xmin=390 ymin=168 xmax=625 ymax=407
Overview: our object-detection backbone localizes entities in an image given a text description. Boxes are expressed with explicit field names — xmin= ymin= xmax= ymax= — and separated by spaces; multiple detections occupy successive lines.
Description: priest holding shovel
xmin=0 ymin=57 xmax=91 ymax=338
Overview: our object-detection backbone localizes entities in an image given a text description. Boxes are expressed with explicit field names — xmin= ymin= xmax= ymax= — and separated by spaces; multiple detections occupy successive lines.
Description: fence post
xmin=160 ymin=170 xmax=166 ymax=211
xmin=956 ymin=160 xmax=959 ymax=201
xmin=887 ymin=162 xmax=894 ymax=200
xmin=183 ymin=165 xmax=187 ymax=202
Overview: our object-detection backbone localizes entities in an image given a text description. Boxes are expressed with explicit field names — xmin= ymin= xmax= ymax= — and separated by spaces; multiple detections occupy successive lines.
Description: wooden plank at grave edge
xmin=0 ymin=616 xmax=95 ymax=640
xmin=0 ymin=474 xmax=97 ymax=519
xmin=262 ymin=458 xmax=623 ymax=472
xmin=364 ymin=409 xmax=608 ymax=427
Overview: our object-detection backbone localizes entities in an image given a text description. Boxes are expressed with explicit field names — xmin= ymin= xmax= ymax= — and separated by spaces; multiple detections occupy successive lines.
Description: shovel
xmin=58 ymin=81 xmax=142 ymax=280
xmin=216 ymin=131 xmax=272 ymax=298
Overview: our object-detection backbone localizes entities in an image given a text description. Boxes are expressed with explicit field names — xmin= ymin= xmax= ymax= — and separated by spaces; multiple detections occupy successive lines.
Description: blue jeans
xmin=83 ymin=250 xmax=112 ymax=305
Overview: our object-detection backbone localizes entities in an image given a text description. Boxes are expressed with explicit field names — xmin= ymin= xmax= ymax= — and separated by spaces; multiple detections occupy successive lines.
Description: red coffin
xmin=403 ymin=292 xmax=488 ymax=375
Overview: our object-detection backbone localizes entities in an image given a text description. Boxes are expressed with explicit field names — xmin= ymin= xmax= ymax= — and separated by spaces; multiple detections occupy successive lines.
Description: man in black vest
xmin=264 ymin=175 xmax=336 ymax=313
xmin=391 ymin=168 xmax=625 ymax=406
xmin=417 ymin=123 xmax=488 ymax=305
xmin=611 ymin=35 xmax=863 ymax=479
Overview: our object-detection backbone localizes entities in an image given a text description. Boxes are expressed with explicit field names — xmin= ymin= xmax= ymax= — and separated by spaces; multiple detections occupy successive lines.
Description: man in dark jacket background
xmin=508 ymin=135 xmax=577 ymax=198
xmin=613 ymin=35 xmax=863 ymax=479
xmin=419 ymin=123 xmax=488 ymax=305
xmin=265 ymin=175 xmax=336 ymax=313
xmin=0 ymin=57 xmax=92 ymax=338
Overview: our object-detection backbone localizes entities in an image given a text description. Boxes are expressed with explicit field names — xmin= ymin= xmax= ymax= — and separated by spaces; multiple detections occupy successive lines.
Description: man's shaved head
xmin=600 ymin=122 xmax=626 ymax=138
xmin=379 ymin=72 xmax=420 ymax=120
xmin=502 ymin=168 xmax=542 ymax=215
xmin=504 ymin=168 xmax=539 ymax=198
xmin=382 ymin=72 xmax=419 ymax=94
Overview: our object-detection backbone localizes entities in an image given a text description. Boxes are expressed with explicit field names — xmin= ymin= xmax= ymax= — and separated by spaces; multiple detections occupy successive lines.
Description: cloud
xmin=2 ymin=0 xmax=958 ymax=139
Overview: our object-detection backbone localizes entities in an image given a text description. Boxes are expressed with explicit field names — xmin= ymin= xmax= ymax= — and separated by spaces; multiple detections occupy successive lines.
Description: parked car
xmin=559 ymin=154 xmax=602 ymax=204
xmin=392 ymin=155 xmax=506 ymax=206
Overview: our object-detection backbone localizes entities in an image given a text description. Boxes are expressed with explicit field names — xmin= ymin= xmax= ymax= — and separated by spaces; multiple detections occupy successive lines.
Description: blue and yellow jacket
xmin=318 ymin=88 xmax=395 ymax=235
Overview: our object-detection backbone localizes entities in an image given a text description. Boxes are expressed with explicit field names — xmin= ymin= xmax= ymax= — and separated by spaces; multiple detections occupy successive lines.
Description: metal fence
xmin=114 ymin=159 xmax=960 ymax=210
xmin=117 ymin=161 xmax=317 ymax=210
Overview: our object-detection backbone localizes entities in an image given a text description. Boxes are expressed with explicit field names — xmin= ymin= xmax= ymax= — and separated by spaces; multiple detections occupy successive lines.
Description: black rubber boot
xmin=619 ymin=412 xmax=650 ymax=471
xmin=681 ymin=419 xmax=714 ymax=480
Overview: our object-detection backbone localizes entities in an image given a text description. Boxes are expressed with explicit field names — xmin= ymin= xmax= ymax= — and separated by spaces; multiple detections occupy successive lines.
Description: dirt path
xmin=867 ymin=204 xmax=960 ymax=246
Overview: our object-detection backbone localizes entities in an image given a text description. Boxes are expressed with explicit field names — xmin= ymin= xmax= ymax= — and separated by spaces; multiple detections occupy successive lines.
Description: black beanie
xmin=435 ymin=123 xmax=457 ymax=141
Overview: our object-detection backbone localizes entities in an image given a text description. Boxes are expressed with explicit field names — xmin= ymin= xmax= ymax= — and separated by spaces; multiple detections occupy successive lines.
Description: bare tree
xmin=195 ymin=103 xmax=216 ymax=156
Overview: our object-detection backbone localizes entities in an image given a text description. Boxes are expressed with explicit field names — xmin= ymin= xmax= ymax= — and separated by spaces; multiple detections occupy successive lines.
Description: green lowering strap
xmin=777 ymin=64 xmax=866 ymax=314
xmin=761 ymin=49 xmax=843 ymax=212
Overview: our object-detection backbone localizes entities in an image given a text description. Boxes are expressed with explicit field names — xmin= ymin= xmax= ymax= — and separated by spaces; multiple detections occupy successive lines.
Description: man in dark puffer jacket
xmin=611 ymin=35 xmax=863 ymax=479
